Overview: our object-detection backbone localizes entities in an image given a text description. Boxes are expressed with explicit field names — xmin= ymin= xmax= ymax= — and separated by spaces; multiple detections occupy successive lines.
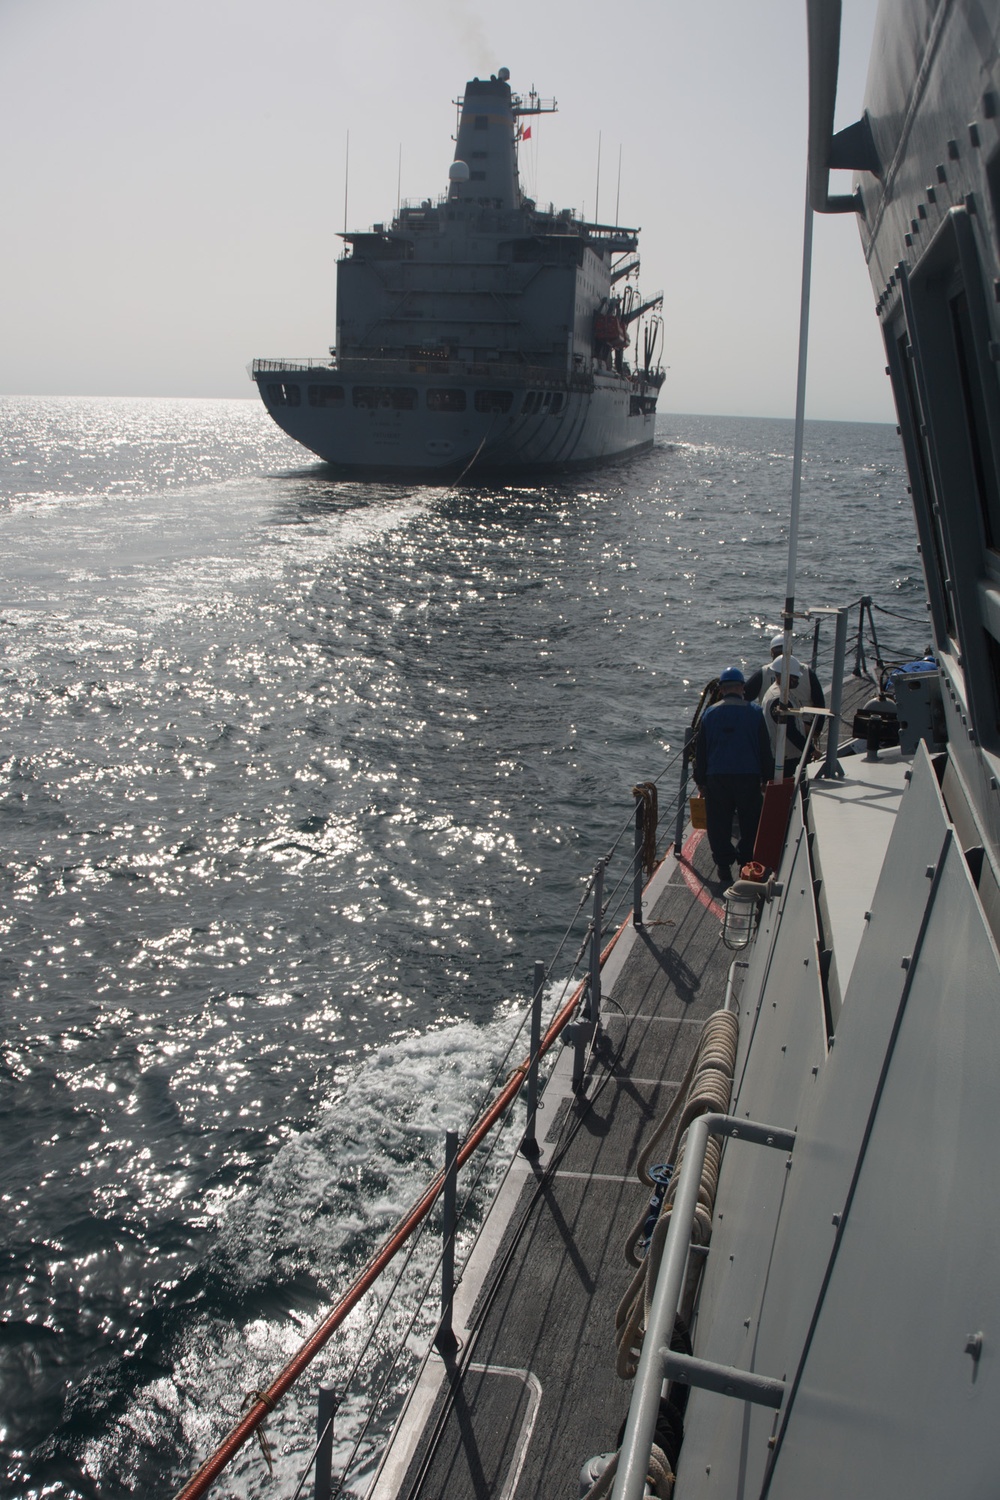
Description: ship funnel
xmin=453 ymin=74 xmax=520 ymax=211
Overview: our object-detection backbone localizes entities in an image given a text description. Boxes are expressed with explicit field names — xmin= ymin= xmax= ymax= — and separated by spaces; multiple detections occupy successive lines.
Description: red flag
xmin=522 ymin=125 xmax=531 ymax=140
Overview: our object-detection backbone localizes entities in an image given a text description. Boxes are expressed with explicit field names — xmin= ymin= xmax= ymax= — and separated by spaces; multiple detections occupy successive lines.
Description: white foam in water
xmin=97 ymin=989 xmax=566 ymax=1498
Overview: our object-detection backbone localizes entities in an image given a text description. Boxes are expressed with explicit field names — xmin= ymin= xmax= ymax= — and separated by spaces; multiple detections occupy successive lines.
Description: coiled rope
xmin=579 ymin=1442 xmax=675 ymax=1500
xmin=614 ymin=1009 xmax=738 ymax=1380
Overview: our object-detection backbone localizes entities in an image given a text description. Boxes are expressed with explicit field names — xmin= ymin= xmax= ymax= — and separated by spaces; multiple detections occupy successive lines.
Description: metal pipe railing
xmin=573 ymin=860 xmax=605 ymax=1091
xmin=633 ymin=798 xmax=645 ymax=928
xmin=520 ymin=961 xmax=546 ymax=1160
xmin=435 ymin=1132 xmax=460 ymax=1354
xmin=173 ymin=607 xmax=878 ymax=1500
xmin=173 ymin=903 xmax=640 ymax=1500
xmin=819 ymin=604 xmax=849 ymax=778
xmin=611 ymin=1114 xmax=796 ymax=1500
xmin=673 ymin=727 xmax=694 ymax=854
xmin=313 ymin=1388 xmax=336 ymax=1500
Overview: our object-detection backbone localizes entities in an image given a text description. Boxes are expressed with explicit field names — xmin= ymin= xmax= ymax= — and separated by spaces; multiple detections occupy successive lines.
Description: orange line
xmin=173 ymin=869 xmax=662 ymax=1500
xmin=678 ymin=830 xmax=724 ymax=920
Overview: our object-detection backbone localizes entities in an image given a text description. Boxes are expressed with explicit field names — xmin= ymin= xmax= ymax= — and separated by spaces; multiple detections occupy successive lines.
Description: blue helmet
xmin=719 ymin=666 xmax=745 ymax=685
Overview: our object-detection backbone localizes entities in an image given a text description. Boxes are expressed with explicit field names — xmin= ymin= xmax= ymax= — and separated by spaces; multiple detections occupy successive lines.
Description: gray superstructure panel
xmin=673 ymin=746 xmax=1000 ymax=1497
xmin=765 ymin=824 xmax=1000 ymax=1498
xmin=806 ymin=752 xmax=907 ymax=990
xmin=852 ymin=0 xmax=1000 ymax=880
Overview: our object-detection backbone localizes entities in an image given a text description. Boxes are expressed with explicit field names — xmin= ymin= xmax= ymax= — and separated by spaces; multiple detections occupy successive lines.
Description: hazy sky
xmin=0 ymin=0 xmax=893 ymax=422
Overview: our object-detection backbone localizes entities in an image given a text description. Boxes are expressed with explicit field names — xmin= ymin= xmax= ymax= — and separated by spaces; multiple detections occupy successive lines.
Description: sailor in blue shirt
xmin=693 ymin=666 xmax=773 ymax=887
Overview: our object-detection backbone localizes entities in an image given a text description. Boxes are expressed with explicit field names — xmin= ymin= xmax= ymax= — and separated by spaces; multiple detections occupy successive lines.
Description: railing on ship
xmin=172 ymin=596 xmax=931 ymax=1500
xmin=250 ymin=355 xmax=603 ymax=388
xmin=172 ymin=750 xmax=689 ymax=1500
xmin=252 ymin=358 xmax=337 ymax=373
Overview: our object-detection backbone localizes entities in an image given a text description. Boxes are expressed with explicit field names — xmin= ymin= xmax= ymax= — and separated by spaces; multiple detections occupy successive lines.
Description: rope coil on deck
xmin=634 ymin=1010 xmax=738 ymax=1193
xmin=614 ymin=1009 xmax=738 ymax=1381
xmin=580 ymin=1442 xmax=675 ymax=1499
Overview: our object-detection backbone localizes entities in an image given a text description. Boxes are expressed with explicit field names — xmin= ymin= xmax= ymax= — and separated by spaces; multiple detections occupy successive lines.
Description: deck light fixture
xmin=722 ymin=885 xmax=758 ymax=950
xmin=722 ymin=866 xmax=777 ymax=951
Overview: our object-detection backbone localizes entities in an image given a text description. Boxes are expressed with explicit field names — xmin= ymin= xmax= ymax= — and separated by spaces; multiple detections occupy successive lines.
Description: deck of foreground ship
xmin=370 ymin=831 xmax=733 ymax=1500
xmin=370 ymin=675 xmax=905 ymax=1500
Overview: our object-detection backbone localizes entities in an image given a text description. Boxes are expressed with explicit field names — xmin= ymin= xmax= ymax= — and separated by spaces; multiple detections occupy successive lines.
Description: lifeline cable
xmin=173 ymin=917 xmax=638 ymax=1500
xmin=398 ymin=986 xmax=635 ymax=1500
xmin=175 ymin=756 xmax=684 ymax=1495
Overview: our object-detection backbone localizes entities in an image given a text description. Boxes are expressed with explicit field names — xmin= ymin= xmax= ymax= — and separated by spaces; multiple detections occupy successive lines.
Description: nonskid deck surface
xmin=393 ymin=836 xmax=730 ymax=1500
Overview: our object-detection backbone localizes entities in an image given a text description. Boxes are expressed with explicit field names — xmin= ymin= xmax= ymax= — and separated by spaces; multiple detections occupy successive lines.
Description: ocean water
xmin=0 ymin=396 xmax=925 ymax=1498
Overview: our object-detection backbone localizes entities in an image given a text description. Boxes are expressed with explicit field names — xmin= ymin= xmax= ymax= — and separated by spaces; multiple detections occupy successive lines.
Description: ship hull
xmin=253 ymin=369 xmax=657 ymax=477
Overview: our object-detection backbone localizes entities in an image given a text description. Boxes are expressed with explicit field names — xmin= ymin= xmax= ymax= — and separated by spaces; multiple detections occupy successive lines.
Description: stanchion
xmin=314 ymin=1387 xmax=337 ymax=1500
xmin=434 ymin=1131 xmax=459 ymax=1354
xmin=633 ymin=796 xmax=645 ymax=928
xmin=520 ymin=960 xmax=545 ymax=1159
xmin=573 ymin=861 xmax=604 ymax=1092
xmin=673 ymin=727 xmax=693 ymax=853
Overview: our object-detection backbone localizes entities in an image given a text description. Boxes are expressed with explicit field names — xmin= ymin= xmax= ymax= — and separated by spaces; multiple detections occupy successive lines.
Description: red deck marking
xmin=678 ymin=830 xmax=724 ymax=920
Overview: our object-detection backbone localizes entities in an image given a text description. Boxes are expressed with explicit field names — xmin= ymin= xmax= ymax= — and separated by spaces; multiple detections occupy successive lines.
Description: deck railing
xmin=172 ymin=737 xmax=687 ymax=1500
xmin=171 ymin=597 xmax=930 ymax=1500
xmin=251 ymin=357 xmax=338 ymax=374
xmin=250 ymin=354 xmax=602 ymax=388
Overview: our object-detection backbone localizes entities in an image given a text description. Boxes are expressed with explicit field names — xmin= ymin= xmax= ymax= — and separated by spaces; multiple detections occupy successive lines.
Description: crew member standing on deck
xmin=761 ymin=656 xmax=815 ymax=779
xmin=744 ymin=633 xmax=825 ymax=709
xmin=694 ymin=666 xmax=772 ymax=889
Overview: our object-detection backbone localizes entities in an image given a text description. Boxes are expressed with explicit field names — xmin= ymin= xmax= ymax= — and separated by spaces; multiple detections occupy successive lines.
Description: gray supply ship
xmin=177 ymin=3 xmax=1000 ymax=1498
xmin=251 ymin=70 xmax=664 ymax=477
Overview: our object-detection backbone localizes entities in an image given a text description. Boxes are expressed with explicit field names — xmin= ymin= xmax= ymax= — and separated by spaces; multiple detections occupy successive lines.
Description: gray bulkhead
xmin=677 ymin=747 xmax=1000 ymax=1497
xmin=670 ymin=7 xmax=1000 ymax=1490
xmin=336 ymin=73 xmax=612 ymax=375
xmin=851 ymin=0 xmax=1000 ymax=880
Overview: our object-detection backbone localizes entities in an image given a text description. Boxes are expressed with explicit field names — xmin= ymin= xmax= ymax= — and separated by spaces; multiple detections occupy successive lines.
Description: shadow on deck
xmin=395 ymin=833 xmax=731 ymax=1499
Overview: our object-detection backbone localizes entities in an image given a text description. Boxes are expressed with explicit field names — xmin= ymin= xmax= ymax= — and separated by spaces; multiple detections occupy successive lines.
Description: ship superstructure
xmin=251 ymin=69 xmax=664 ymax=476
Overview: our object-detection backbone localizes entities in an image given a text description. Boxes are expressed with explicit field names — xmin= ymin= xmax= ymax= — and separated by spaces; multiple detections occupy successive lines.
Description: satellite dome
xmin=498 ymin=66 xmax=510 ymax=81
xmin=449 ymin=161 xmax=471 ymax=182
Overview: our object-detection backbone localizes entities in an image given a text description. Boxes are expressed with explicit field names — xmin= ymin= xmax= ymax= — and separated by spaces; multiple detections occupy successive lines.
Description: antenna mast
xmin=594 ymin=130 xmax=601 ymax=222
xmin=343 ymin=130 xmax=350 ymax=234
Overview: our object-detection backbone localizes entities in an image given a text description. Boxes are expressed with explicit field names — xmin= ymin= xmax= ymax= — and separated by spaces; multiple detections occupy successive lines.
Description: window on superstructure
xmin=949 ymin=286 xmax=1000 ymax=551
xmin=986 ymin=148 xmax=1000 ymax=248
xmin=984 ymin=630 xmax=1000 ymax=739
xmin=474 ymin=390 xmax=513 ymax=412
xmin=308 ymin=384 xmax=345 ymax=408
xmin=893 ymin=328 xmax=954 ymax=637
xmin=906 ymin=206 xmax=1000 ymax=750
xmin=426 ymin=389 xmax=466 ymax=412
xmin=267 ymin=382 xmax=300 ymax=407
xmin=353 ymin=387 xmax=418 ymax=410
